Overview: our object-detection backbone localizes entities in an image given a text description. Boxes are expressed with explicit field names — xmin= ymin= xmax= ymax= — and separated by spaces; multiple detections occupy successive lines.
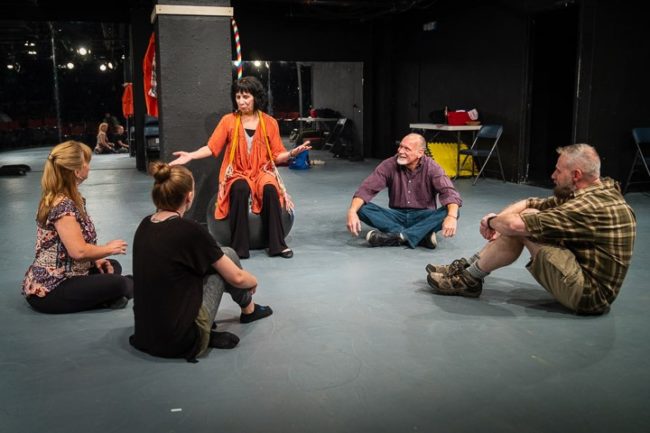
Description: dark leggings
xmin=26 ymin=259 xmax=133 ymax=314
xmin=229 ymin=179 xmax=288 ymax=258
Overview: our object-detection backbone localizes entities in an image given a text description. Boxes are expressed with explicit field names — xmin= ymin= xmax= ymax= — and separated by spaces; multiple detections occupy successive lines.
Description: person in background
xmin=113 ymin=124 xmax=129 ymax=153
xmin=170 ymin=76 xmax=311 ymax=259
xmin=347 ymin=133 xmax=462 ymax=249
xmin=22 ymin=141 xmax=133 ymax=313
xmin=130 ymin=161 xmax=273 ymax=362
xmin=427 ymin=143 xmax=636 ymax=315
xmin=95 ymin=122 xmax=116 ymax=154
xmin=102 ymin=112 xmax=120 ymax=130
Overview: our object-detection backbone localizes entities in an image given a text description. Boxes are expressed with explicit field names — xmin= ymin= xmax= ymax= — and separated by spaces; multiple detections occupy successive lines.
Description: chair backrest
xmin=325 ymin=118 xmax=347 ymax=145
xmin=632 ymin=127 xmax=650 ymax=145
xmin=477 ymin=124 xmax=503 ymax=140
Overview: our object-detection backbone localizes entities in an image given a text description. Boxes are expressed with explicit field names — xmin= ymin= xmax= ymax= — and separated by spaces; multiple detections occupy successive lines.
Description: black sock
xmin=209 ymin=331 xmax=239 ymax=349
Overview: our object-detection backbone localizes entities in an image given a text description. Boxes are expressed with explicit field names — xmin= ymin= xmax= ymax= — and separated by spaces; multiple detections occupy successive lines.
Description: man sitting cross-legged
xmin=346 ymin=133 xmax=462 ymax=249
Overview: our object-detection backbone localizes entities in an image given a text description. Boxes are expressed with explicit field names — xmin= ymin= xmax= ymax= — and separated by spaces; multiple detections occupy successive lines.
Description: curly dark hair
xmin=231 ymin=76 xmax=268 ymax=113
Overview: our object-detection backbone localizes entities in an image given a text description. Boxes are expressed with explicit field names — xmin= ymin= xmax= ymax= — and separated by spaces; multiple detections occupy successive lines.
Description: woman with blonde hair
xmin=95 ymin=122 xmax=116 ymax=154
xmin=22 ymin=141 xmax=133 ymax=313
xmin=130 ymin=161 xmax=272 ymax=361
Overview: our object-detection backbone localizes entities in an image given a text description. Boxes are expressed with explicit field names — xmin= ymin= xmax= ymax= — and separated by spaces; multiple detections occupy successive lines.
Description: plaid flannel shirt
xmin=521 ymin=177 xmax=636 ymax=313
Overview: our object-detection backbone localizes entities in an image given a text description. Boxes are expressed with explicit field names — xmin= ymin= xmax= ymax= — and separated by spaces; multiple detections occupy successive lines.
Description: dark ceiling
xmin=0 ymin=0 xmax=441 ymax=22
xmin=0 ymin=0 xmax=442 ymax=63
xmin=0 ymin=0 xmax=562 ymax=61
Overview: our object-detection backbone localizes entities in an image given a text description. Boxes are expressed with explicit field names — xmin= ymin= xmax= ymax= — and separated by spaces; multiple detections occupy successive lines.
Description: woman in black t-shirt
xmin=131 ymin=162 xmax=273 ymax=361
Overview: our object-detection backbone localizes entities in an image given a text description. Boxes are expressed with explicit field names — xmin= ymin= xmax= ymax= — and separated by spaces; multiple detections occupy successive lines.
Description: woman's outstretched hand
xmin=293 ymin=141 xmax=312 ymax=155
xmin=169 ymin=151 xmax=191 ymax=166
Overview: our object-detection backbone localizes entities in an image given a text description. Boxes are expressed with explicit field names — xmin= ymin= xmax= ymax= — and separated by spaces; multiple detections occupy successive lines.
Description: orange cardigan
xmin=207 ymin=112 xmax=288 ymax=219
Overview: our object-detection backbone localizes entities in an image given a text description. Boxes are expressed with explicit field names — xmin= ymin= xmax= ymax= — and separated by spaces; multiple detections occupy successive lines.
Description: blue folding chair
xmin=458 ymin=124 xmax=506 ymax=185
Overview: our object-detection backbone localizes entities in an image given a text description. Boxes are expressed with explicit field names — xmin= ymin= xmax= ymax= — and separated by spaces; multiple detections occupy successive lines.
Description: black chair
xmin=323 ymin=118 xmax=347 ymax=152
xmin=623 ymin=127 xmax=650 ymax=194
xmin=458 ymin=124 xmax=505 ymax=185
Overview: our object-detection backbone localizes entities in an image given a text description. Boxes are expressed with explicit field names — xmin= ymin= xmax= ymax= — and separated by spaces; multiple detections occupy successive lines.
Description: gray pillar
xmin=153 ymin=0 xmax=233 ymax=223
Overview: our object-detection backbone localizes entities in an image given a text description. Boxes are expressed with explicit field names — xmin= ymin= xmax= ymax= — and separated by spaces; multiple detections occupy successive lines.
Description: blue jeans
xmin=357 ymin=202 xmax=449 ymax=248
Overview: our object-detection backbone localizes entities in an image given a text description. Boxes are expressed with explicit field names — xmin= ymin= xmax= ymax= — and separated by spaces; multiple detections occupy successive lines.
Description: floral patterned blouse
xmin=22 ymin=197 xmax=97 ymax=297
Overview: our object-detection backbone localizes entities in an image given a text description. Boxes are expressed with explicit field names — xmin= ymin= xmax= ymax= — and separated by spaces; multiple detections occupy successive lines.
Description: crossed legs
xmin=357 ymin=202 xmax=448 ymax=248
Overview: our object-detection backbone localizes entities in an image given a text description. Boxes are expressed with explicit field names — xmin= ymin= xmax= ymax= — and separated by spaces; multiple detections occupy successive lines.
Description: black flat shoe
xmin=266 ymin=248 xmax=294 ymax=259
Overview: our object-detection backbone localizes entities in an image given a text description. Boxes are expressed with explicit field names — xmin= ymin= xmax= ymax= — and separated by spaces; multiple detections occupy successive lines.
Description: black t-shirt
xmin=130 ymin=216 xmax=224 ymax=360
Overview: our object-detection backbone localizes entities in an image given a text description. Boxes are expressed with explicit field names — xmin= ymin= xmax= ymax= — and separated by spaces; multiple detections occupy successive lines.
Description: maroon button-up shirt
xmin=354 ymin=156 xmax=462 ymax=210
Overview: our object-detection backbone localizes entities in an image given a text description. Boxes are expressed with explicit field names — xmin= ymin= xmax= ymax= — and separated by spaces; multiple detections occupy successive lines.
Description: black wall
xmin=574 ymin=0 xmax=650 ymax=184
xmin=372 ymin=0 xmax=648 ymax=185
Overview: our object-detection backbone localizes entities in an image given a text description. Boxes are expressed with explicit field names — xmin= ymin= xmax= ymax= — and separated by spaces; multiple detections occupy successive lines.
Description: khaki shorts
xmin=526 ymin=245 xmax=585 ymax=311
xmin=194 ymin=305 xmax=211 ymax=357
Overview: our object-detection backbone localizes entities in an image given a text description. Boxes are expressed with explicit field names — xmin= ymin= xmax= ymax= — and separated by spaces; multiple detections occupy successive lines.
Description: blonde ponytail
xmin=37 ymin=141 xmax=92 ymax=225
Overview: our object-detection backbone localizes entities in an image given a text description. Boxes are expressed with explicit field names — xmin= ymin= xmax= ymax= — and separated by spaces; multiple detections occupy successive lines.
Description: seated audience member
xmin=427 ymin=143 xmax=636 ymax=315
xmin=346 ymin=133 xmax=462 ymax=248
xmin=112 ymin=125 xmax=129 ymax=153
xmin=130 ymin=162 xmax=273 ymax=362
xmin=95 ymin=122 xmax=116 ymax=154
xmin=22 ymin=141 xmax=133 ymax=313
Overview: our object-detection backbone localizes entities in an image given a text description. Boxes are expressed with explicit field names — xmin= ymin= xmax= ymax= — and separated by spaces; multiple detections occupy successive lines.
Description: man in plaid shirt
xmin=426 ymin=143 xmax=636 ymax=315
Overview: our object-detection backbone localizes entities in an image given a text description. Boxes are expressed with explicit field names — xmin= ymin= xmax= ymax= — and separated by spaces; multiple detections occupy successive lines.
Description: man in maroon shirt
xmin=346 ymin=133 xmax=462 ymax=248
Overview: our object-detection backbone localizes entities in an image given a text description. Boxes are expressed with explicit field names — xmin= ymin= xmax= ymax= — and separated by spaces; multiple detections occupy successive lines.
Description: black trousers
xmin=229 ymin=179 xmax=288 ymax=258
xmin=26 ymin=259 xmax=133 ymax=314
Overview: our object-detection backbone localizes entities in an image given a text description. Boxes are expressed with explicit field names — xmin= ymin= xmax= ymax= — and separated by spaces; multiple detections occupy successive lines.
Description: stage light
xmin=67 ymin=62 xmax=75 ymax=69
xmin=77 ymin=47 xmax=88 ymax=55
xmin=99 ymin=64 xmax=107 ymax=71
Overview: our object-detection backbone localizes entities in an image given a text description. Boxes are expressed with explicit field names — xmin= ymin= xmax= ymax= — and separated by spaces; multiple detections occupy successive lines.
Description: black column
xmin=154 ymin=0 xmax=232 ymax=223
xmin=129 ymin=5 xmax=152 ymax=172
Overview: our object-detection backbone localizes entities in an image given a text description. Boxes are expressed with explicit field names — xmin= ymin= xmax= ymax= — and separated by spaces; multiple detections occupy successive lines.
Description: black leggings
xmin=229 ymin=179 xmax=288 ymax=258
xmin=26 ymin=259 xmax=133 ymax=314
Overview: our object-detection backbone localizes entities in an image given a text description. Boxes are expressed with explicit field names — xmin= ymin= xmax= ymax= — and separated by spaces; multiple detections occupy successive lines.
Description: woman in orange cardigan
xmin=170 ymin=76 xmax=311 ymax=259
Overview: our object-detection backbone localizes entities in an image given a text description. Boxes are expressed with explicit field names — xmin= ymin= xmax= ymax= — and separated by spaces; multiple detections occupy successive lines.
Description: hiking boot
xmin=419 ymin=231 xmax=437 ymax=249
xmin=427 ymin=269 xmax=483 ymax=298
xmin=425 ymin=257 xmax=470 ymax=276
xmin=366 ymin=230 xmax=404 ymax=247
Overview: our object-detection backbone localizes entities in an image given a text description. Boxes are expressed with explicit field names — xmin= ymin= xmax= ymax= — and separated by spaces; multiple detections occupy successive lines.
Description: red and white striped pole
xmin=231 ymin=18 xmax=242 ymax=80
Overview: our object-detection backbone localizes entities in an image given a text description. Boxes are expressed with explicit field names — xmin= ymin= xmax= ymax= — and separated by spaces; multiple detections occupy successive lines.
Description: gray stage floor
xmin=1 ymin=146 xmax=649 ymax=433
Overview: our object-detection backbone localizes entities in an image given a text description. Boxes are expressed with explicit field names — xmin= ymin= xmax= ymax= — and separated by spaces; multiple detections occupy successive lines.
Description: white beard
xmin=396 ymin=156 xmax=408 ymax=165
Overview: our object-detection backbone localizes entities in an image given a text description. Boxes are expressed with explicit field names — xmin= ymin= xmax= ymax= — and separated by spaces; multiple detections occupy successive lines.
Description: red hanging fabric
xmin=143 ymin=33 xmax=158 ymax=117
xmin=121 ymin=83 xmax=134 ymax=118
